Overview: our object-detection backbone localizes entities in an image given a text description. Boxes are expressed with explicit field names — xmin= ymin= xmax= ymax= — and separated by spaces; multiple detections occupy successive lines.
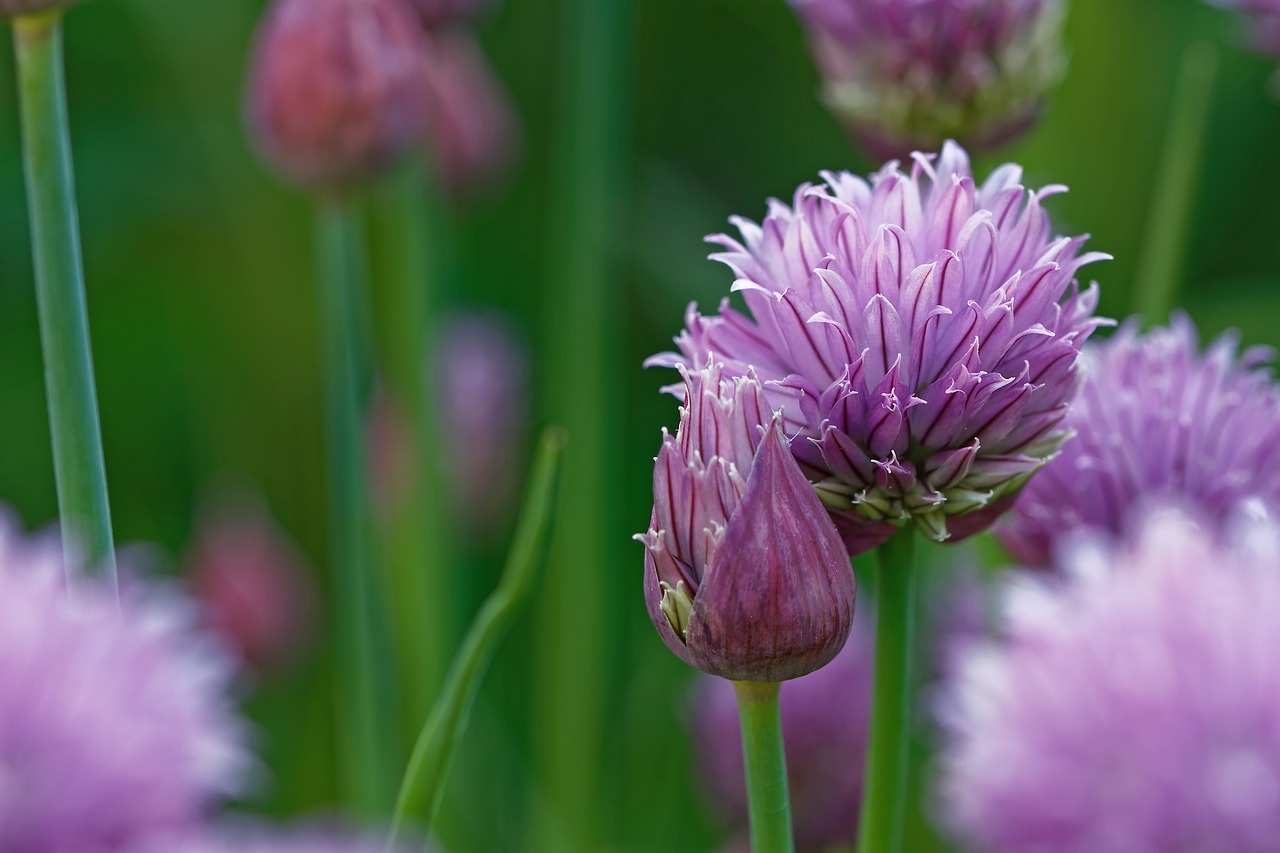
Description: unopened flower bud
xmin=637 ymin=360 xmax=856 ymax=683
xmin=246 ymin=0 xmax=431 ymax=191
xmin=790 ymin=0 xmax=1065 ymax=158
xmin=423 ymin=34 xmax=520 ymax=197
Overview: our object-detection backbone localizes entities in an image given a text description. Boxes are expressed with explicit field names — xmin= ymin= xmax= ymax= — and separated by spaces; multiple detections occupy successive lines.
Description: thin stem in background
xmin=12 ymin=10 xmax=118 ymax=593
xmin=856 ymin=531 xmax=918 ymax=853
xmin=387 ymin=426 xmax=566 ymax=849
xmin=1132 ymin=41 xmax=1217 ymax=322
xmin=733 ymin=680 xmax=796 ymax=853
xmin=316 ymin=199 xmax=398 ymax=819
xmin=531 ymin=0 xmax=634 ymax=847
xmin=374 ymin=160 xmax=458 ymax=729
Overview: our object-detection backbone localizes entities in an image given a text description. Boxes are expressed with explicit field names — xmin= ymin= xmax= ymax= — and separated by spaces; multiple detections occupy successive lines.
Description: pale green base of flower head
xmin=818 ymin=2 xmax=1066 ymax=156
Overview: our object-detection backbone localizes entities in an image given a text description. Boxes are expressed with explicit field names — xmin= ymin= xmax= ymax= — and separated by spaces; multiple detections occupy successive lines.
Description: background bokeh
xmin=0 ymin=0 xmax=1277 ymax=850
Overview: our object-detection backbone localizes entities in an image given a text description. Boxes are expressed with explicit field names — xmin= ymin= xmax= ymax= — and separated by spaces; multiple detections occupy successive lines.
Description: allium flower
xmin=246 ymin=0 xmax=431 ymax=191
xmin=939 ymin=511 xmax=1280 ymax=851
xmin=649 ymin=142 xmax=1109 ymax=553
xmin=422 ymin=34 xmax=520 ymax=197
xmin=185 ymin=495 xmax=317 ymax=672
xmin=0 ymin=512 xmax=250 ymax=852
xmin=1208 ymin=0 xmax=1280 ymax=56
xmin=404 ymin=0 xmax=490 ymax=31
xmin=432 ymin=312 xmax=530 ymax=527
xmin=999 ymin=314 xmax=1280 ymax=567
xmin=689 ymin=617 xmax=873 ymax=850
xmin=790 ymin=0 xmax=1066 ymax=157
xmin=637 ymin=360 xmax=856 ymax=682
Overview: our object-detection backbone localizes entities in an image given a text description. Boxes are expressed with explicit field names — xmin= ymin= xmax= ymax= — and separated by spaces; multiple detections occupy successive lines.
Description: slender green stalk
xmin=857 ymin=532 xmax=918 ymax=853
xmin=388 ymin=427 xmax=566 ymax=848
xmin=1132 ymin=41 xmax=1217 ymax=321
xmin=532 ymin=0 xmax=633 ymax=846
xmin=733 ymin=681 xmax=795 ymax=853
xmin=374 ymin=160 xmax=457 ymax=728
xmin=316 ymin=200 xmax=396 ymax=819
xmin=12 ymin=10 xmax=117 ymax=592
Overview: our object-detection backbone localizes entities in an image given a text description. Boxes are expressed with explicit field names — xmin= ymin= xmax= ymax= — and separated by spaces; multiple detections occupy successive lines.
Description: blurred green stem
xmin=316 ymin=199 xmax=396 ymax=819
xmin=857 ymin=532 xmax=918 ymax=853
xmin=12 ymin=10 xmax=118 ymax=593
xmin=734 ymin=681 xmax=795 ymax=853
xmin=377 ymin=160 xmax=457 ymax=727
xmin=388 ymin=427 xmax=566 ymax=848
xmin=1132 ymin=41 xmax=1217 ymax=322
xmin=532 ymin=0 xmax=633 ymax=847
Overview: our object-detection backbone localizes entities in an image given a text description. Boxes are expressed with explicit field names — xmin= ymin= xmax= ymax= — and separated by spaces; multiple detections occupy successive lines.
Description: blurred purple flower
xmin=246 ymin=0 xmax=431 ymax=190
xmin=0 ymin=512 xmax=251 ymax=852
xmin=999 ymin=314 xmax=1280 ymax=567
xmin=689 ymin=616 xmax=873 ymax=850
xmin=185 ymin=495 xmax=318 ymax=673
xmin=650 ymin=142 xmax=1110 ymax=554
xmin=636 ymin=360 xmax=856 ymax=682
xmin=422 ymin=33 xmax=521 ymax=197
xmin=939 ymin=510 xmax=1280 ymax=851
xmin=433 ymin=313 xmax=530 ymax=528
xmin=789 ymin=0 xmax=1065 ymax=157
xmin=1209 ymin=0 xmax=1280 ymax=56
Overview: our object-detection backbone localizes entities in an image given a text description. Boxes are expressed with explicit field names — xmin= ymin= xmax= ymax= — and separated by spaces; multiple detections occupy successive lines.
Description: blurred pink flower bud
xmin=185 ymin=497 xmax=317 ymax=672
xmin=423 ymin=34 xmax=520 ymax=197
xmin=246 ymin=0 xmax=432 ymax=191
xmin=0 ymin=0 xmax=86 ymax=15
xmin=432 ymin=312 xmax=530 ymax=529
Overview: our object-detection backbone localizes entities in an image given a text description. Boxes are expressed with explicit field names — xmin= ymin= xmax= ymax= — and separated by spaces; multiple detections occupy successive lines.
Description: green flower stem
xmin=857 ymin=531 xmax=919 ymax=853
xmin=532 ymin=0 xmax=633 ymax=846
xmin=375 ymin=161 xmax=457 ymax=728
xmin=12 ymin=10 xmax=117 ymax=591
xmin=1132 ymin=41 xmax=1217 ymax=322
xmin=733 ymin=681 xmax=796 ymax=853
xmin=388 ymin=427 xmax=566 ymax=848
xmin=316 ymin=199 xmax=397 ymax=819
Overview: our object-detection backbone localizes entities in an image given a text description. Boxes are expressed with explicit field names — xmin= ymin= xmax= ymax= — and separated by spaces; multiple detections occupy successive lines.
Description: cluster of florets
xmin=650 ymin=141 xmax=1109 ymax=553
xmin=940 ymin=511 xmax=1280 ymax=852
xmin=1000 ymin=314 xmax=1280 ymax=566
xmin=0 ymin=513 xmax=251 ymax=852
xmin=789 ymin=0 xmax=1065 ymax=156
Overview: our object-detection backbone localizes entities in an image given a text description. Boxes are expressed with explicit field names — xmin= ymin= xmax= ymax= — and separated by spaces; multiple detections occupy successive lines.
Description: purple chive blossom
xmin=1208 ymin=0 xmax=1280 ymax=56
xmin=649 ymin=142 xmax=1110 ymax=554
xmin=939 ymin=511 xmax=1280 ymax=852
xmin=999 ymin=314 xmax=1280 ymax=567
xmin=789 ymin=0 xmax=1065 ymax=157
xmin=636 ymin=360 xmax=856 ymax=683
xmin=0 ymin=512 xmax=251 ymax=852
xmin=688 ymin=616 xmax=874 ymax=850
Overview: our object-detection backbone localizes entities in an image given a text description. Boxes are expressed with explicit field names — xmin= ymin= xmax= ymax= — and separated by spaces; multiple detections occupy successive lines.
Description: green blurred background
xmin=0 ymin=0 xmax=1277 ymax=850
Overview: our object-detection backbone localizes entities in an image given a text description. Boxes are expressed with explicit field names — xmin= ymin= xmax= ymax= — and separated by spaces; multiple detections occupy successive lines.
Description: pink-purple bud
xmin=184 ymin=498 xmax=318 ymax=673
xmin=637 ymin=360 xmax=856 ymax=683
xmin=246 ymin=0 xmax=432 ymax=191
xmin=422 ymin=34 xmax=520 ymax=197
